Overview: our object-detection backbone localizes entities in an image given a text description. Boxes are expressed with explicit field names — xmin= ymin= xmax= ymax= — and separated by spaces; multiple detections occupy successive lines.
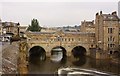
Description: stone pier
xmin=17 ymin=41 xmax=28 ymax=75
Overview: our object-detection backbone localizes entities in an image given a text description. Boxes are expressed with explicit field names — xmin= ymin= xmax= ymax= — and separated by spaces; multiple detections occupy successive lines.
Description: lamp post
xmin=17 ymin=22 xmax=20 ymax=36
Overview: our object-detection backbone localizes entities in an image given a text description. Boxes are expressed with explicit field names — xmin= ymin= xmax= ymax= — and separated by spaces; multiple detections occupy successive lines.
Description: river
xmin=28 ymin=56 xmax=120 ymax=75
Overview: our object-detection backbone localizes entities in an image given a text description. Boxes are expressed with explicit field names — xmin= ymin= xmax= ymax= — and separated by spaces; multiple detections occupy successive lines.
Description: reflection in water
xmin=57 ymin=68 xmax=113 ymax=76
xmin=29 ymin=54 xmax=46 ymax=62
xmin=51 ymin=51 xmax=63 ymax=62
xmin=89 ymin=59 xmax=120 ymax=74
xmin=29 ymin=56 xmax=120 ymax=75
xmin=29 ymin=57 xmax=67 ymax=74
xmin=29 ymin=57 xmax=45 ymax=66
xmin=51 ymin=47 xmax=66 ymax=62
xmin=72 ymin=56 xmax=86 ymax=66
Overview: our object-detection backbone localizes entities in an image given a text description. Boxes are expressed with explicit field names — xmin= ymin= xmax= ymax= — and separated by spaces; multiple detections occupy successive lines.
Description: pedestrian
xmin=10 ymin=37 xmax=12 ymax=45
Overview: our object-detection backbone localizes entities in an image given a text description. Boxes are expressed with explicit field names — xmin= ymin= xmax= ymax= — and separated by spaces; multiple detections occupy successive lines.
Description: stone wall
xmin=17 ymin=41 xmax=28 ymax=75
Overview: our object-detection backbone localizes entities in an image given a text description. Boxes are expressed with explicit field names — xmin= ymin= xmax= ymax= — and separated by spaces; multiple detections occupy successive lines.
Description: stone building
xmin=95 ymin=11 xmax=119 ymax=58
xmin=80 ymin=20 xmax=95 ymax=33
xmin=2 ymin=22 xmax=20 ymax=35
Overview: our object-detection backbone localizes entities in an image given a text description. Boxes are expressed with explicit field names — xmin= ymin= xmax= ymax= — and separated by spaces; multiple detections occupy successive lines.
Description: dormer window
xmin=108 ymin=16 xmax=113 ymax=19
xmin=104 ymin=16 xmax=106 ymax=19
xmin=110 ymin=17 xmax=113 ymax=19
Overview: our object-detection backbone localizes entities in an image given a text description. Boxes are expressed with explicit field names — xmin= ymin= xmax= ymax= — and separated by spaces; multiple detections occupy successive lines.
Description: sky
xmin=0 ymin=0 xmax=119 ymax=27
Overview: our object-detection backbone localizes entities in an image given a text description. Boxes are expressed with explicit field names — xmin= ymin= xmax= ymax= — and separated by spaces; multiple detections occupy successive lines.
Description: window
xmin=57 ymin=38 xmax=60 ymax=41
xmin=108 ymin=28 xmax=113 ymax=33
xmin=91 ymin=45 xmax=93 ymax=47
xmin=113 ymin=37 xmax=114 ymax=41
xmin=110 ymin=44 xmax=112 ymax=47
xmin=108 ymin=44 xmax=115 ymax=48
xmin=65 ymin=38 xmax=66 ymax=41
xmin=62 ymin=38 xmax=64 ymax=41
xmin=68 ymin=38 xmax=70 ymax=41
xmin=72 ymin=38 xmax=74 ymax=41
xmin=110 ymin=17 xmax=113 ymax=19
xmin=108 ymin=28 xmax=109 ymax=33
xmin=110 ymin=28 xmax=112 ymax=33
xmin=113 ymin=44 xmax=115 ymax=47
xmin=110 ymin=36 xmax=112 ymax=41
xmin=108 ymin=36 xmax=114 ymax=42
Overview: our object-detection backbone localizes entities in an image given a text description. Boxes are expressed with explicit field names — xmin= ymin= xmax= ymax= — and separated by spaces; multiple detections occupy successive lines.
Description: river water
xmin=28 ymin=56 xmax=120 ymax=75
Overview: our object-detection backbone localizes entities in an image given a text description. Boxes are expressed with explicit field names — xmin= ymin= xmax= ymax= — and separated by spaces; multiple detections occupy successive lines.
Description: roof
xmin=2 ymin=22 xmax=19 ymax=27
xmin=102 ymin=14 xmax=119 ymax=21
xmin=26 ymin=31 xmax=95 ymax=35
xmin=28 ymin=32 xmax=55 ymax=34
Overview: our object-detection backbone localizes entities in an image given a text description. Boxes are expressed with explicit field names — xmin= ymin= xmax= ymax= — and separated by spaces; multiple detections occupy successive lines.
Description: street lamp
xmin=17 ymin=22 xmax=20 ymax=36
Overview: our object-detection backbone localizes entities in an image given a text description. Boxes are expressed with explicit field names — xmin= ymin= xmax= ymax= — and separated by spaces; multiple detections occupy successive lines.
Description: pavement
xmin=1 ymin=41 xmax=19 ymax=74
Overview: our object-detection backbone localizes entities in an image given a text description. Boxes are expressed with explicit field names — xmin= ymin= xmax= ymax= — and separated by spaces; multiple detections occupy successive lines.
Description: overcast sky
xmin=1 ymin=1 xmax=119 ymax=27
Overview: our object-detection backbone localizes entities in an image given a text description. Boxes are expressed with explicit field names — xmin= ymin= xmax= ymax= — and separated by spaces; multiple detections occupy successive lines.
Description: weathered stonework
xmin=80 ymin=20 xmax=95 ymax=33
xmin=18 ymin=41 xmax=28 ymax=75
xmin=95 ymin=11 xmax=119 ymax=59
xmin=26 ymin=31 xmax=96 ymax=58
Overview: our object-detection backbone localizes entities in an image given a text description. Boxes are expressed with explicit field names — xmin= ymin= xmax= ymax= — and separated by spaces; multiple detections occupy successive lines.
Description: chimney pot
xmin=100 ymin=11 xmax=102 ymax=15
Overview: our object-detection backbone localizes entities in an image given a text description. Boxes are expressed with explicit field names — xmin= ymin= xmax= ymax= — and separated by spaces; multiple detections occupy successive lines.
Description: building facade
xmin=80 ymin=20 xmax=95 ymax=33
xmin=2 ymin=22 xmax=20 ymax=35
xmin=95 ymin=11 xmax=119 ymax=56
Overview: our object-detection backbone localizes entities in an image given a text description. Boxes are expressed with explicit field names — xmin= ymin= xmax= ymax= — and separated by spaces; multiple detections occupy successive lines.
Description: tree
xmin=27 ymin=19 xmax=41 ymax=32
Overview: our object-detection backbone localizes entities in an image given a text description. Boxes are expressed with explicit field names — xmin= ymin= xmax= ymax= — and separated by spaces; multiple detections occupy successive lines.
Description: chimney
xmin=96 ymin=12 xmax=99 ymax=16
xmin=112 ymin=11 xmax=117 ymax=15
xmin=100 ymin=11 xmax=102 ymax=15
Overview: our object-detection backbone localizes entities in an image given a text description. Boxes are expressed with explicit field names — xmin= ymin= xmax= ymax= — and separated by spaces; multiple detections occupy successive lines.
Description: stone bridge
xmin=25 ymin=31 xmax=96 ymax=57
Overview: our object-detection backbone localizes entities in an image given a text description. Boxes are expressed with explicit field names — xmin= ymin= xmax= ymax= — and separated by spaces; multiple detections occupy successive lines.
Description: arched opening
xmin=71 ymin=46 xmax=87 ymax=66
xmin=51 ymin=46 xmax=67 ymax=62
xmin=72 ymin=46 xmax=86 ymax=58
xmin=109 ymin=51 xmax=113 ymax=54
xmin=29 ymin=46 xmax=46 ymax=61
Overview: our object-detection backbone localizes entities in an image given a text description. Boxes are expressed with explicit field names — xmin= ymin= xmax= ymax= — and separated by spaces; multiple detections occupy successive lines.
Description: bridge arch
xmin=51 ymin=46 xmax=67 ymax=55
xmin=50 ymin=46 xmax=67 ymax=61
xmin=29 ymin=46 xmax=46 ymax=61
xmin=71 ymin=46 xmax=86 ymax=58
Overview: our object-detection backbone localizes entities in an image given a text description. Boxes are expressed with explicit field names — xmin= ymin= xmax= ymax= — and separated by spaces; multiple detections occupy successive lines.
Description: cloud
xmin=1 ymin=2 xmax=118 ymax=27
